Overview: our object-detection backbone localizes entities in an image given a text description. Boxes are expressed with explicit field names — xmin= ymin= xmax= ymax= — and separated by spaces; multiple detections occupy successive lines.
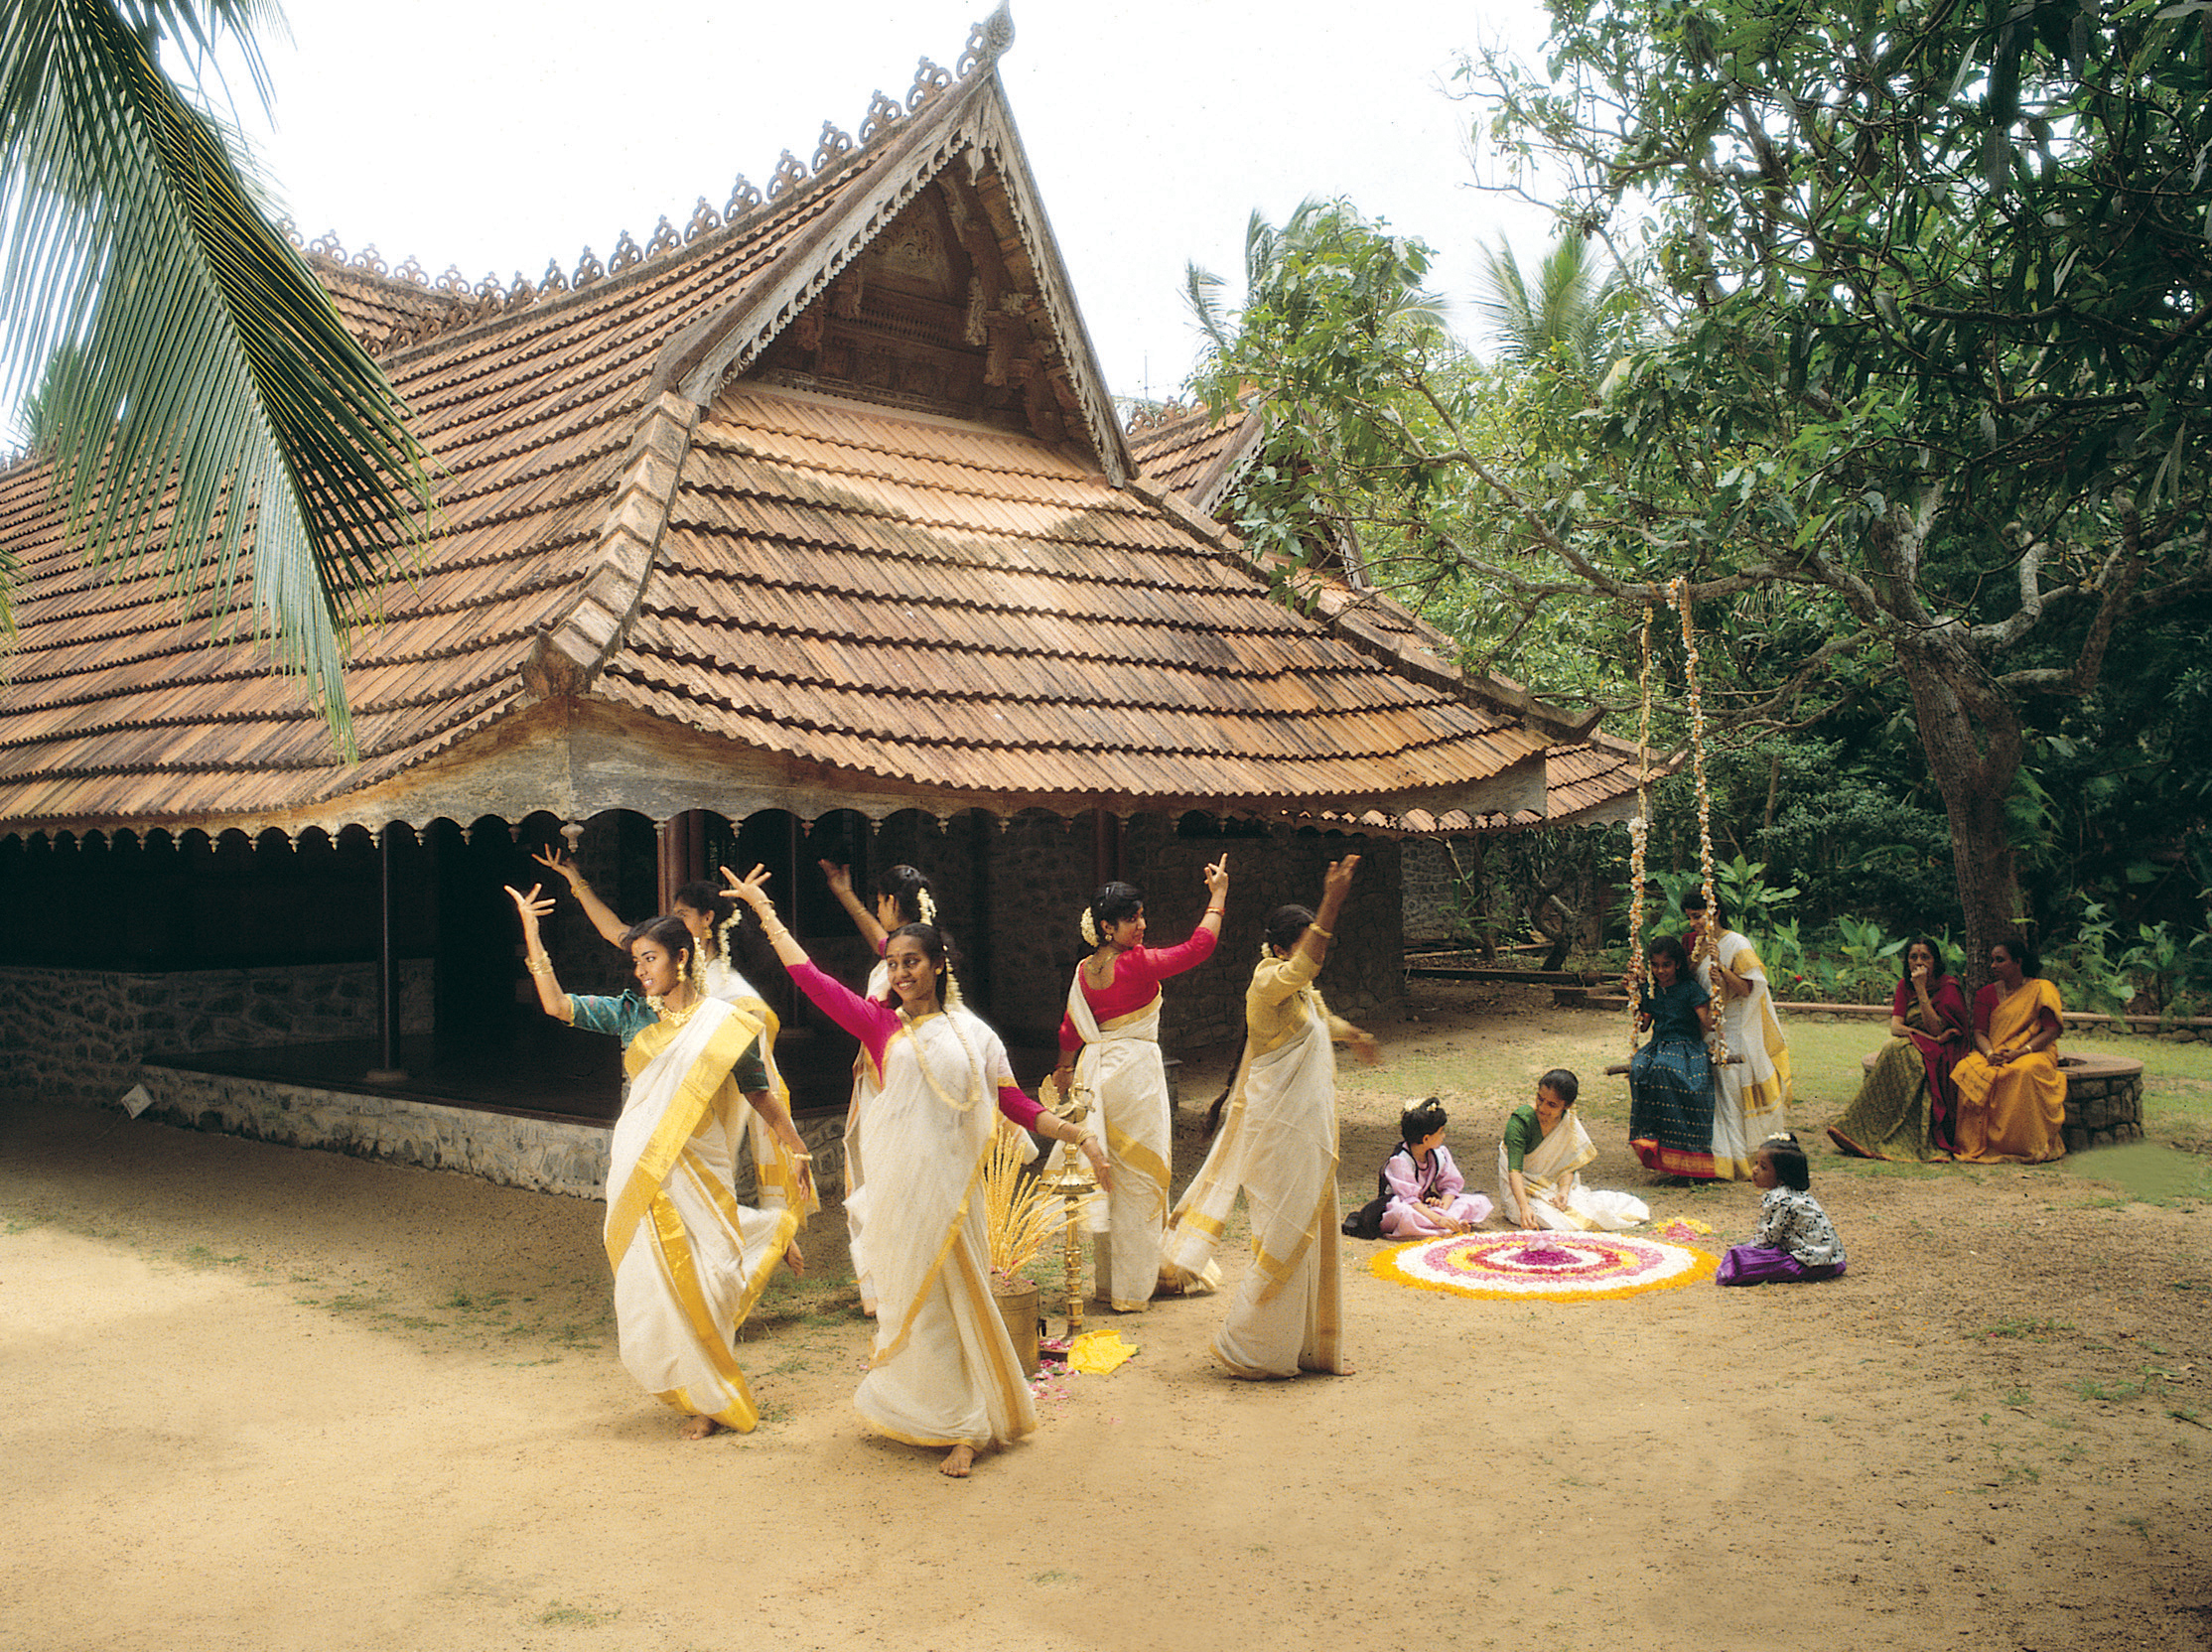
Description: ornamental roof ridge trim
xmin=283 ymin=6 xmax=1016 ymax=359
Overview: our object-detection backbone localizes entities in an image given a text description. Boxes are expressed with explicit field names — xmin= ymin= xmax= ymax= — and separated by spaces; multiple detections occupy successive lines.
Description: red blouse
xmin=1055 ymin=927 xmax=1219 ymax=1056
xmin=788 ymin=960 xmax=1040 ymax=1129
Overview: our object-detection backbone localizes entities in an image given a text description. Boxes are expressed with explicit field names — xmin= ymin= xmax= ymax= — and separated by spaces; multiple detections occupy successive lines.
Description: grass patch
xmin=534 ymin=1601 xmax=618 ymax=1628
xmin=438 ymin=1288 xmax=513 ymax=1312
xmin=1979 ymin=1316 xmax=2074 ymax=1340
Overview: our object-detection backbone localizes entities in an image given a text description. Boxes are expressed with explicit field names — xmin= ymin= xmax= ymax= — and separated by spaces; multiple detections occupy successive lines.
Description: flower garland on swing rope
xmin=1626 ymin=602 xmax=1655 ymax=1055
xmin=1672 ymin=576 xmax=1727 ymax=1066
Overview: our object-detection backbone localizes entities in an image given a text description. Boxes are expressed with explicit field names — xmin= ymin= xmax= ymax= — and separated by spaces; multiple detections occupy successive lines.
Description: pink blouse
xmin=1055 ymin=927 xmax=1219 ymax=1056
xmin=788 ymin=960 xmax=1041 ymax=1130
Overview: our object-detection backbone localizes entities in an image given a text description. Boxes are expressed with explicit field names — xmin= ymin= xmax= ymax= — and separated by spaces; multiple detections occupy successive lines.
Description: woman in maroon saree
xmin=1827 ymin=937 xmax=1971 ymax=1162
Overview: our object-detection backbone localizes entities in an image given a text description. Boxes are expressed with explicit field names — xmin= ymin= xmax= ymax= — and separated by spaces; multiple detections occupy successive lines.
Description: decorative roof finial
xmin=957 ymin=3 xmax=1015 ymax=77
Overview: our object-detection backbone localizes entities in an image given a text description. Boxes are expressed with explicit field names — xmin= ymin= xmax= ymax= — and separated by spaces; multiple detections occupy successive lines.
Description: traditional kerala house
xmin=1128 ymin=398 xmax=1651 ymax=951
xmin=0 ymin=10 xmax=1603 ymax=1193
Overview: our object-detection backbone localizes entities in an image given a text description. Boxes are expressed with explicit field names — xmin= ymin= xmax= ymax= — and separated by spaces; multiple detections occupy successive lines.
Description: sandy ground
xmin=4 ymin=981 xmax=2209 ymax=1652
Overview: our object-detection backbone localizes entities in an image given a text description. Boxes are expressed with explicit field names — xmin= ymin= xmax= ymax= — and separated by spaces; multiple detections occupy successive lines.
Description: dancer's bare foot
xmin=783 ymin=1241 xmax=804 ymax=1275
xmin=679 ymin=1415 xmax=724 ymax=1441
xmin=939 ymin=1444 xmax=977 ymax=1477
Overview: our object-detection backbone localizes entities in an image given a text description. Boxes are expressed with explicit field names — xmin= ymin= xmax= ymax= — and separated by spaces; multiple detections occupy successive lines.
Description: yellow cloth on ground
xmin=1066 ymin=1329 xmax=1139 ymax=1374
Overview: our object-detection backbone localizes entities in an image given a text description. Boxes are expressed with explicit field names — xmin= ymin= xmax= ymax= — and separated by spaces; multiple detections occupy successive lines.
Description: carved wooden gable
xmin=749 ymin=165 xmax=1083 ymax=447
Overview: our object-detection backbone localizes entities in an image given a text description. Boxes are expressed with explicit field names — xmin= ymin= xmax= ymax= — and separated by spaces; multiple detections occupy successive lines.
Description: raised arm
xmin=1294 ymin=855 xmax=1359 ymax=974
xmin=820 ymin=860 xmax=888 ymax=951
xmin=727 ymin=866 xmax=894 ymax=1048
xmin=505 ymin=884 xmax=576 ymax=1024
xmin=1159 ymin=853 xmax=1229 ymax=968
xmin=530 ymin=847 xmax=628 ymax=949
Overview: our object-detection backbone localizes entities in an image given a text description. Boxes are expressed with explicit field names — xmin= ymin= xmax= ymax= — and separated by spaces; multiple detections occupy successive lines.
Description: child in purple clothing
xmin=1717 ymin=1133 xmax=1849 ymax=1285
xmin=1379 ymin=1097 xmax=1494 ymax=1236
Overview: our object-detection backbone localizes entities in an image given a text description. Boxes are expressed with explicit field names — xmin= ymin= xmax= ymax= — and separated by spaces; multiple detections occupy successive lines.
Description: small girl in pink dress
xmin=1379 ymin=1097 xmax=1493 ymax=1236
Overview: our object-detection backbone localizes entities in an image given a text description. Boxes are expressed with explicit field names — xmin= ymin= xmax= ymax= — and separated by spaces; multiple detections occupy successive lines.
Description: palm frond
xmin=0 ymin=0 xmax=437 ymax=754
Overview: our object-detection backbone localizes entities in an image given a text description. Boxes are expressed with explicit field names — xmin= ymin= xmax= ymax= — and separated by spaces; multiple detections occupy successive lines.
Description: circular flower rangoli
xmin=1372 ymin=1231 xmax=1717 ymax=1303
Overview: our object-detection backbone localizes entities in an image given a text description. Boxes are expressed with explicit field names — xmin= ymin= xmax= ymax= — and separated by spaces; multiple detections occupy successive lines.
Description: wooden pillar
xmin=1090 ymin=805 xmax=1123 ymax=892
xmin=366 ymin=821 xmax=409 ymax=1084
xmin=968 ymin=812 xmax=993 ymax=1015
xmin=655 ymin=818 xmax=675 ymax=914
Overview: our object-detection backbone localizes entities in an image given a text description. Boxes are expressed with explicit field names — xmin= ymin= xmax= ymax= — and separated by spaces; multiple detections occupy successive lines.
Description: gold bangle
xmin=1309 ymin=923 xmax=1333 ymax=939
xmin=1205 ymin=904 xmax=1225 ymax=915
xmin=526 ymin=952 xmax=554 ymax=977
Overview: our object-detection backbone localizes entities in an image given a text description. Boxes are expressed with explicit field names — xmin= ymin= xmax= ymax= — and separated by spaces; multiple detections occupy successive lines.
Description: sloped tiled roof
xmin=1127 ymin=395 xmax=1266 ymax=515
xmin=1130 ymin=399 xmax=1661 ymax=835
xmin=0 ymin=17 xmax=1557 ymax=838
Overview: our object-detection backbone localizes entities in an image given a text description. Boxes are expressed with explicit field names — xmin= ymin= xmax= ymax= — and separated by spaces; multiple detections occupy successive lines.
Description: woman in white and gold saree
xmin=507 ymin=891 xmax=811 ymax=1440
xmin=1165 ymin=857 xmax=1377 ymax=1379
xmin=728 ymin=867 xmax=1110 ymax=1476
xmin=1046 ymin=858 xmax=1228 ymax=1311
xmin=528 ymin=850 xmax=817 ymax=1224
xmin=818 ymin=860 xmax=937 ymax=1318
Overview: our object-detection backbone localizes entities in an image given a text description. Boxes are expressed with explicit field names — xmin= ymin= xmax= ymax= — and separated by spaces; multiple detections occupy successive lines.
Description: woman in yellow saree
xmin=507 ymin=890 xmax=812 ymax=1439
xmin=1950 ymin=934 xmax=2068 ymax=1164
xmin=1165 ymin=857 xmax=1378 ymax=1380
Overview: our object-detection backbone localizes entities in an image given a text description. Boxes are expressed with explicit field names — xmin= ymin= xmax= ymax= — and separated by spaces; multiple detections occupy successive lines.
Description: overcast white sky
xmin=222 ymin=0 xmax=1562 ymax=403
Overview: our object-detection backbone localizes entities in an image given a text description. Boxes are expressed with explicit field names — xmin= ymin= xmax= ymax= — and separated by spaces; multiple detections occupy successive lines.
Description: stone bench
xmin=1856 ymin=1047 xmax=2143 ymax=1151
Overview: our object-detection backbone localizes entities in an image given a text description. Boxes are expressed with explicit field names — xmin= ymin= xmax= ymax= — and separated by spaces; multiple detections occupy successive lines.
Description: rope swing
xmin=1621 ymin=576 xmax=1729 ymax=1067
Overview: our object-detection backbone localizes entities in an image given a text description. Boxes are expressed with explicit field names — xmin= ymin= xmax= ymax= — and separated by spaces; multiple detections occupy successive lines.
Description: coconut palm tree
xmin=0 ymin=0 xmax=436 ymax=752
xmin=1471 ymin=230 xmax=1629 ymax=385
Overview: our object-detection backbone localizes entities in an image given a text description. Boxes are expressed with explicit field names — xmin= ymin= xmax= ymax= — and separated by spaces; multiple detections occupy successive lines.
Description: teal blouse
xmin=570 ymin=991 xmax=769 ymax=1091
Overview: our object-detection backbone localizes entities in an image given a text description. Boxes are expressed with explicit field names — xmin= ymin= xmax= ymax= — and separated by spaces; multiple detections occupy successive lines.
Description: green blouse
xmin=570 ymin=991 xmax=769 ymax=1091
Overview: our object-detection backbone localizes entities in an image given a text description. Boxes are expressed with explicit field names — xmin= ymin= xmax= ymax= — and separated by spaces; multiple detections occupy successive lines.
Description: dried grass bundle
xmin=982 ymin=1122 xmax=1061 ymax=1278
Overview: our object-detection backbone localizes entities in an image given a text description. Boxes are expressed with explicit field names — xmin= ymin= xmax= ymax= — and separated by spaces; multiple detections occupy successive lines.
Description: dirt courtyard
xmin=4 ymin=981 xmax=2209 ymax=1652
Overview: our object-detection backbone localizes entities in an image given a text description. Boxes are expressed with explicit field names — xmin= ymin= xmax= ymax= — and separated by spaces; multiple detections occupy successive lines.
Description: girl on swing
xmin=1626 ymin=934 xmax=1720 ymax=1178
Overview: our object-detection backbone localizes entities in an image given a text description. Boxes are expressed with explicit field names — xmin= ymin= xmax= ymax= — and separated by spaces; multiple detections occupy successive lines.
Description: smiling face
xmin=1649 ymin=949 xmax=1680 ymax=988
xmin=1534 ymin=1083 xmax=1571 ymax=1128
xmin=630 ymin=934 xmax=687 ymax=999
xmin=884 ymin=932 xmax=942 ymax=1012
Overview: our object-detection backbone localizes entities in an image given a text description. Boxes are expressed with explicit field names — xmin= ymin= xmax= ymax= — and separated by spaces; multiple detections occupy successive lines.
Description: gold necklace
xmin=900 ymin=1005 xmax=984 ymax=1113
xmin=647 ymin=992 xmax=703 ymax=1032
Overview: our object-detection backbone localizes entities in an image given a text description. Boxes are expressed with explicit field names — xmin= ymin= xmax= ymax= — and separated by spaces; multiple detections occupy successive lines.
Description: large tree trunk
xmin=1890 ymin=627 xmax=2023 ymax=996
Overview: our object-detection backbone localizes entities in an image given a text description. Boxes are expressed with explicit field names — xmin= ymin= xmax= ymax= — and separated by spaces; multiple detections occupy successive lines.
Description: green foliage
xmin=0 ymin=0 xmax=438 ymax=750
xmin=1187 ymin=0 xmax=2212 ymax=969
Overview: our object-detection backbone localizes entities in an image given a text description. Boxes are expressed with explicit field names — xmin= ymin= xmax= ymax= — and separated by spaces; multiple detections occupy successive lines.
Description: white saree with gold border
xmin=1701 ymin=930 xmax=1793 ymax=1180
xmin=854 ymin=1007 xmax=1037 ymax=1450
xmin=1065 ymin=976 xmax=1175 ymax=1312
xmin=1164 ymin=1000 xmax=1344 ymax=1378
xmin=704 ymin=956 xmax=819 ymax=1226
xmin=839 ymin=958 xmax=892 ymax=1316
xmin=603 ymin=997 xmax=799 ymax=1433
xmin=1494 ymin=1111 xmax=1649 ymax=1232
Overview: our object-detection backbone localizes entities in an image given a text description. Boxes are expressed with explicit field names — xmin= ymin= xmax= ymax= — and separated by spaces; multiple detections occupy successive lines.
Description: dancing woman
xmin=1165 ymin=857 xmax=1378 ymax=1379
xmin=506 ymin=884 xmax=811 ymax=1440
xmin=818 ymin=860 xmax=936 ymax=1316
xmin=726 ymin=866 xmax=1110 ymax=1477
xmin=1047 ymin=859 xmax=1228 ymax=1311
xmin=533 ymin=847 xmax=813 ymax=1220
